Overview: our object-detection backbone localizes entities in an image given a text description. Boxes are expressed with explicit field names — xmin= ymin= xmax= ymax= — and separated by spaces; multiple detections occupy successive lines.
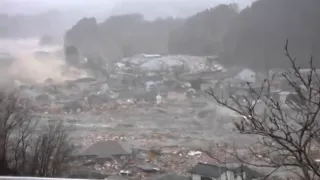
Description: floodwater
xmin=36 ymin=100 xmax=253 ymax=149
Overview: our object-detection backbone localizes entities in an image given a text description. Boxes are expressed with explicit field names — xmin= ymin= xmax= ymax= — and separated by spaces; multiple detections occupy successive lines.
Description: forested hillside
xmin=222 ymin=0 xmax=320 ymax=70
xmin=64 ymin=4 xmax=236 ymax=63
xmin=65 ymin=0 xmax=320 ymax=69
xmin=168 ymin=4 xmax=238 ymax=56
xmin=65 ymin=14 xmax=183 ymax=63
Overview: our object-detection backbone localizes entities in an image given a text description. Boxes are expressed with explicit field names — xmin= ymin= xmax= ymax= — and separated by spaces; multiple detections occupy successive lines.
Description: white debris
xmin=156 ymin=94 xmax=162 ymax=104
xmin=141 ymin=54 xmax=161 ymax=58
xmin=188 ymin=151 xmax=202 ymax=156
xmin=108 ymin=91 xmax=119 ymax=99
xmin=126 ymin=98 xmax=135 ymax=104
xmin=182 ymin=82 xmax=191 ymax=88
xmin=116 ymin=62 xmax=125 ymax=69
xmin=119 ymin=170 xmax=132 ymax=176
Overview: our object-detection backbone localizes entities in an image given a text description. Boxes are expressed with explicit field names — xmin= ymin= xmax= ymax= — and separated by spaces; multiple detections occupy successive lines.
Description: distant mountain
xmin=109 ymin=0 xmax=254 ymax=20
xmin=168 ymin=4 xmax=239 ymax=55
xmin=222 ymin=0 xmax=320 ymax=69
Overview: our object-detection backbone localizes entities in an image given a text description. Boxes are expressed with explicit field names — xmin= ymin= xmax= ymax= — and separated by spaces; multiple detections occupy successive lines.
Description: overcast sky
xmin=3 ymin=0 xmax=254 ymax=5
xmin=1 ymin=0 xmax=256 ymax=19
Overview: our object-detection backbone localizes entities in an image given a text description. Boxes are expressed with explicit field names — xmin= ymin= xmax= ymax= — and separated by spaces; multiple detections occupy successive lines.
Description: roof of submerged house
xmin=149 ymin=173 xmax=189 ymax=180
xmin=188 ymin=163 xmax=263 ymax=179
xmin=188 ymin=163 xmax=228 ymax=178
xmin=81 ymin=140 xmax=132 ymax=158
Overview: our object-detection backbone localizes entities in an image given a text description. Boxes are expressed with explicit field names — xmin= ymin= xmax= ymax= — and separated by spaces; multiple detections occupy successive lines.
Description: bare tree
xmin=0 ymin=91 xmax=74 ymax=176
xmin=7 ymin=107 xmax=37 ymax=174
xmin=27 ymin=121 xmax=74 ymax=177
xmin=0 ymin=91 xmax=28 ymax=175
xmin=206 ymin=41 xmax=320 ymax=180
xmin=9 ymin=120 xmax=74 ymax=177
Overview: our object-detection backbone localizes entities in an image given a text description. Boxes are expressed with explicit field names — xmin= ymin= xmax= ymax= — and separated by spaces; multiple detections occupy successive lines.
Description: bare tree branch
xmin=0 ymin=91 xmax=74 ymax=176
xmin=205 ymin=41 xmax=320 ymax=180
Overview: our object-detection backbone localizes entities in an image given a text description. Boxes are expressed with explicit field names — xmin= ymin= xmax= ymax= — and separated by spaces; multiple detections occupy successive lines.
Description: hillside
xmin=168 ymin=4 xmax=239 ymax=56
xmin=64 ymin=4 xmax=237 ymax=64
xmin=222 ymin=0 xmax=320 ymax=70
xmin=64 ymin=14 xmax=183 ymax=63
xmin=64 ymin=0 xmax=320 ymax=70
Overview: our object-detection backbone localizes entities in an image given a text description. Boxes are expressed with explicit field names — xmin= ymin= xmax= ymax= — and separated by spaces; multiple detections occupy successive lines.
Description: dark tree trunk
xmin=0 ymin=159 xmax=18 ymax=175
xmin=0 ymin=132 xmax=18 ymax=175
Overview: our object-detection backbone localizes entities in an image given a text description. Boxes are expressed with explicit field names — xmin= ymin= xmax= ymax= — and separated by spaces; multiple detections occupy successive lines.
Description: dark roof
xmin=150 ymin=173 xmax=189 ymax=180
xmin=136 ymin=163 xmax=159 ymax=172
xmin=188 ymin=163 xmax=228 ymax=178
xmin=81 ymin=140 xmax=132 ymax=158
xmin=107 ymin=175 xmax=128 ymax=180
xmin=73 ymin=77 xmax=97 ymax=83
xmin=68 ymin=169 xmax=106 ymax=179
xmin=189 ymin=163 xmax=263 ymax=179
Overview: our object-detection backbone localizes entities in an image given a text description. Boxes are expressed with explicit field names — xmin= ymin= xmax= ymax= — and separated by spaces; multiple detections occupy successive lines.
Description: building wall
xmin=192 ymin=174 xmax=201 ymax=180
xmin=219 ymin=171 xmax=247 ymax=180
xmin=220 ymin=171 xmax=234 ymax=180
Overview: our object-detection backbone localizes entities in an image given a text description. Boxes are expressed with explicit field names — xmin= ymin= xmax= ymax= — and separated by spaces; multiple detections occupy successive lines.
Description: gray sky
xmin=3 ymin=0 xmax=255 ymax=6
xmin=1 ymin=0 xmax=256 ymax=19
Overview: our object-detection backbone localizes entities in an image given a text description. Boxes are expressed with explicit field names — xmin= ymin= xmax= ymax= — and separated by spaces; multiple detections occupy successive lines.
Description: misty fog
xmin=0 ymin=0 xmax=319 ymax=178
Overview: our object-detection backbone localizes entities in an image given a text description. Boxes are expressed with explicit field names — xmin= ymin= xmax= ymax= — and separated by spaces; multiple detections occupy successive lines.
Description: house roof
xmin=209 ymin=68 xmax=244 ymax=81
xmin=188 ymin=163 xmax=228 ymax=178
xmin=107 ymin=175 xmax=128 ymax=180
xmin=81 ymin=140 xmax=132 ymax=158
xmin=177 ymin=70 xmax=222 ymax=81
xmin=189 ymin=163 xmax=263 ymax=179
xmin=135 ymin=163 xmax=160 ymax=172
xmin=227 ymin=67 xmax=248 ymax=76
xmin=149 ymin=173 xmax=189 ymax=180
xmin=67 ymin=169 xmax=107 ymax=179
